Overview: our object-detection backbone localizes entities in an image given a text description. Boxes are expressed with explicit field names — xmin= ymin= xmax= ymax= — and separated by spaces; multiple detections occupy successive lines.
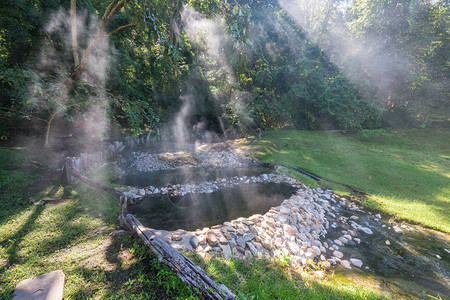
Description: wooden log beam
xmin=64 ymin=157 xmax=124 ymax=197
xmin=63 ymin=157 xmax=235 ymax=298
xmin=124 ymin=214 xmax=236 ymax=299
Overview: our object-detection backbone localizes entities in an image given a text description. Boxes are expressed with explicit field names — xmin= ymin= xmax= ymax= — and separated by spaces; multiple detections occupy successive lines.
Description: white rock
xmin=311 ymin=246 xmax=321 ymax=256
xmin=333 ymin=251 xmax=344 ymax=259
xmin=13 ymin=270 xmax=65 ymax=300
xmin=341 ymin=260 xmax=352 ymax=269
xmin=334 ymin=239 xmax=343 ymax=246
xmin=350 ymin=258 xmax=363 ymax=268
xmin=359 ymin=227 xmax=373 ymax=235
xmin=338 ymin=236 xmax=349 ymax=244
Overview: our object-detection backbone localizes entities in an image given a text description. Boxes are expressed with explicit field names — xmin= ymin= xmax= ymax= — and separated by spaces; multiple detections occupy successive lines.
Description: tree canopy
xmin=0 ymin=0 xmax=448 ymax=143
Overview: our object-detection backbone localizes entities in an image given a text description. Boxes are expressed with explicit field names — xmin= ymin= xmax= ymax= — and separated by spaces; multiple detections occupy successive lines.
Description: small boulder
xmin=350 ymin=258 xmax=363 ymax=268
xmin=236 ymin=246 xmax=246 ymax=254
xmin=13 ymin=270 xmax=65 ymax=300
xmin=242 ymin=232 xmax=256 ymax=243
xmin=333 ymin=250 xmax=344 ymax=259
xmin=311 ymin=246 xmax=321 ymax=256
xmin=221 ymin=244 xmax=232 ymax=258
xmin=340 ymin=260 xmax=352 ymax=269
xmin=247 ymin=242 xmax=258 ymax=256
xmin=359 ymin=227 xmax=373 ymax=235
xmin=171 ymin=235 xmax=182 ymax=241
xmin=219 ymin=236 xmax=229 ymax=245
xmin=334 ymin=239 xmax=343 ymax=246
xmin=206 ymin=231 xmax=218 ymax=246
xmin=189 ymin=236 xmax=199 ymax=249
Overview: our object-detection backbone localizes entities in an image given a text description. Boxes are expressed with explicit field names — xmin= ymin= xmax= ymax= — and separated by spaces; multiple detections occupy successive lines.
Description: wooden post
xmin=64 ymin=158 xmax=125 ymax=196
xmin=119 ymin=196 xmax=127 ymax=227
xmin=62 ymin=158 xmax=73 ymax=185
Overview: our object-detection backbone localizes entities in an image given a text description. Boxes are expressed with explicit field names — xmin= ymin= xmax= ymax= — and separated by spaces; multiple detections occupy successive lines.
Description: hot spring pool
xmin=128 ymin=181 xmax=296 ymax=231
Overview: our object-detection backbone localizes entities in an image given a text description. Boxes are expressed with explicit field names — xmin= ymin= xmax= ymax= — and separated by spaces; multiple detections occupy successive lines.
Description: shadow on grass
xmin=65 ymin=234 xmax=195 ymax=299
xmin=186 ymin=255 xmax=388 ymax=300
xmin=0 ymin=205 xmax=45 ymax=275
xmin=64 ymin=233 xmax=389 ymax=300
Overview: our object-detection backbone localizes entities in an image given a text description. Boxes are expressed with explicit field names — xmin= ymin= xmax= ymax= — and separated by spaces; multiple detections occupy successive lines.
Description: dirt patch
xmin=158 ymin=152 xmax=198 ymax=166
xmin=197 ymin=142 xmax=231 ymax=152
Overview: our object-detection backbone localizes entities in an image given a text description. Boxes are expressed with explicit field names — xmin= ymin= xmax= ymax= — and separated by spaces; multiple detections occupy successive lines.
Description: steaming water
xmin=113 ymin=166 xmax=273 ymax=187
xmin=129 ymin=182 xmax=296 ymax=231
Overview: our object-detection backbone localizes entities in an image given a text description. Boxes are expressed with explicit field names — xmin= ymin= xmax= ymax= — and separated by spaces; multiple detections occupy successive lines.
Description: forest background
xmin=0 ymin=0 xmax=448 ymax=145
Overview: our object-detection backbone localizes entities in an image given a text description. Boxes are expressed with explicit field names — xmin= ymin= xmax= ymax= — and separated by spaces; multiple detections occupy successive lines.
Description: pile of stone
xmin=114 ymin=144 xmax=377 ymax=270
xmin=150 ymin=186 xmax=372 ymax=270
xmin=119 ymin=148 xmax=256 ymax=173
xmin=118 ymin=173 xmax=300 ymax=199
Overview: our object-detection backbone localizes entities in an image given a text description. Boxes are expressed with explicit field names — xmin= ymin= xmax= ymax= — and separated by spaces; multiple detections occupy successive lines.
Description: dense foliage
xmin=0 ymin=0 xmax=448 ymax=142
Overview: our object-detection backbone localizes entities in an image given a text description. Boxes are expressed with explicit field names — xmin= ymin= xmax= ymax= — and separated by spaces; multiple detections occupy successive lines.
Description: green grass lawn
xmin=0 ymin=147 xmax=195 ymax=299
xmin=246 ymin=128 xmax=450 ymax=232
xmin=1 ymin=128 xmax=448 ymax=299
xmin=0 ymin=146 xmax=390 ymax=299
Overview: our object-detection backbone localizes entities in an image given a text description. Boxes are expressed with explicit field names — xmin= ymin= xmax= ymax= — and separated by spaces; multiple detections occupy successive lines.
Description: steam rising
xmin=177 ymin=6 xmax=253 ymax=143
xmin=181 ymin=7 xmax=234 ymax=81
xmin=279 ymin=0 xmax=413 ymax=104
xmin=172 ymin=95 xmax=192 ymax=149
xmin=35 ymin=9 xmax=111 ymax=145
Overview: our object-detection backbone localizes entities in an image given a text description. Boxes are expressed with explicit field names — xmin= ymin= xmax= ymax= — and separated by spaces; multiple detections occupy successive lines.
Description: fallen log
xmin=63 ymin=158 xmax=234 ymax=298
xmin=63 ymin=157 xmax=124 ymax=197
xmin=73 ymin=169 xmax=124 ymax=197
xmin=123 ymin=214 xmax=236 ymax=299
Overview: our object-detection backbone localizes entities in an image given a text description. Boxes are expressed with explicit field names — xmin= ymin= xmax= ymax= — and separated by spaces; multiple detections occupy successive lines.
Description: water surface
xmin=129 ymin=182 xmax=296 ymax=231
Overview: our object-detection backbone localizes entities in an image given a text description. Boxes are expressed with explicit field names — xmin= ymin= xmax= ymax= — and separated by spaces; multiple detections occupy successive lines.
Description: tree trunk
xmin=71 ymin=0 xmax=79 ymax=67
xmin=67 ymin=0 xmax=127 ymax=86
xmin=44 ymin=113 xmax=56 ymax=148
